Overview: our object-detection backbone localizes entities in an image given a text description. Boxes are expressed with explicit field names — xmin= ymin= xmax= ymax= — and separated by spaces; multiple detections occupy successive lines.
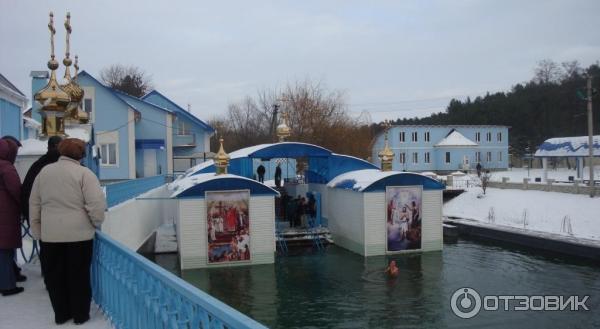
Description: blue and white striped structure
xmin=371 ymin=125 xmax=509 ymax=172
xmin=534 ymin=135 xmax=600 ymax=180
xmin=92 ymin=230 xmax=267 ymax=329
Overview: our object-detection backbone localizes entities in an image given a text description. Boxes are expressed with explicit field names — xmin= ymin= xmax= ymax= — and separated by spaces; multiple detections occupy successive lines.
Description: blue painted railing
xmin=104 ymin=175 xmax=168 ymax=208
xmin=92 ymin=231 xmax=267 ymax=329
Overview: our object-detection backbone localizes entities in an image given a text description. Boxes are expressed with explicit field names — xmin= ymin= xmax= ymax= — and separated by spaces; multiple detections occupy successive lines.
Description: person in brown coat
xmin=0 ymin=138 xmax=23 ymax=296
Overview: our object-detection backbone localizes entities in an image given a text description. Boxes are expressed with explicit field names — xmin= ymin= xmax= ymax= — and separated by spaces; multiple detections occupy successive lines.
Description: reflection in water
xmin=153 ymin=240 xmax=600 ymax=328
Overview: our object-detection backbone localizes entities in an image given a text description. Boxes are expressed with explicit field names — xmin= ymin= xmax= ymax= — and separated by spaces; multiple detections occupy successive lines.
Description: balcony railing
xmin=174 ymin=134 xmax=196 ymax=147
xmin=92 ymin=231 xmax=268 ymax=329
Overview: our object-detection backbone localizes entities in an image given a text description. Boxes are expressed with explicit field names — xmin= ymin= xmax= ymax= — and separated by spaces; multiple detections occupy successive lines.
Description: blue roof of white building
xmin=170 ymin=173 xmax=279 ymax=198
xmin=327 ymin=169 xmax=445 ymax=192
xmin=535 ymin=136 xmax=600 ymax=157
xmin=142 ymin=90 xmax=214 ymax=133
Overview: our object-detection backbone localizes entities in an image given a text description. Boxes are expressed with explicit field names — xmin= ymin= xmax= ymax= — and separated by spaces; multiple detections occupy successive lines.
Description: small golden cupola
xmin=34 ymin=12 xmax=71 ymax=138
xmin=378 ymin=120 xmax=395 ymax=171
xmin=276 ymin=111 xmax=291 ymax=142
xmin=60 ymin=12 xmax=88 ymax=124
xmin=214 ymin=138 xmax=230 ymax=175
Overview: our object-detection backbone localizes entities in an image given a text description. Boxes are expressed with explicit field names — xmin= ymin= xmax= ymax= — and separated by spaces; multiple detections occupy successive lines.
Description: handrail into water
xmin=104 ymin=175 xmax=168 ymax=208
xmin=92 ymin=230 xmax=267 ymax=329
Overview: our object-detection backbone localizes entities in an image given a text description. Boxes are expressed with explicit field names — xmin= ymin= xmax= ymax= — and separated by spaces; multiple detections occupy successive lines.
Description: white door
xmin=143 ymin=149 xmax=157 ymax=177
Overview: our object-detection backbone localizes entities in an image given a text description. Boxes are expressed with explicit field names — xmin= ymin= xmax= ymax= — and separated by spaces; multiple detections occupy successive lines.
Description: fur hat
xmin=58 ymin=138 xmax=86 ymax=160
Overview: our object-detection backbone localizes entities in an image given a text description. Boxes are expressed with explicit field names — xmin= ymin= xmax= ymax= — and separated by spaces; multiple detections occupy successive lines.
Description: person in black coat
xmin=257 ymin=164 xmax=266 ymax=183
xmin=274 ymin=164 xmax=282 ymax=187
xmin=20 ymin=135 xmax=62 ymax=283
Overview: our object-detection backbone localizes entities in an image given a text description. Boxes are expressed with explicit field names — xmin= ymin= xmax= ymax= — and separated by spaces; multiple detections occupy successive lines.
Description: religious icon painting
xmin=206 ymin=190 xmax=251 ymax=264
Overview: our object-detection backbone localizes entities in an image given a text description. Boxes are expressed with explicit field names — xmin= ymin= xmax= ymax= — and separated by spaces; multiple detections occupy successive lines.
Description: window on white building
xmin=476 ymin=152 xmax=481 ymax=163
xmin=424 ymin=131 xmax=430 ymax=142
xmin=399 ymin=132 xmax=405 ymax=142
xmin=486 ymin=132 xmax=492 ymax=142
xmin=424 ymin=152 xmax=430 ymax=163
xmin=475 ymin=132 xmax=481 ymax=142
xmin=445 ymin=152 xmax=451 ymax=164
xmin=399 ymin=152 xmax=406 ymax=164
xmin=411 ymin=131 xmax=418 ymax=142
xmin=486 ymin=151 xmax=492 ymax=162
xmin=84 ymin=98 xmax=93 ymax=114
xmin=177 ymin=120 xmax=189 ymax=135
xmin=100 ymin=143 xmax=117 ymax=166
xmin=498 ymin=151 xmax=502 ymax=162
xmin=497 ymin=132 xmax=502 ymax=142
xmin=412 ymin=152 xmax=418 ymax=164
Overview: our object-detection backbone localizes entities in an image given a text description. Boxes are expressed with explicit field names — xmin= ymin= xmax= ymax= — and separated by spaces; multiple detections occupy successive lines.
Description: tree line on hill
xmin=393 ymin=60 xmax=600 ymax=156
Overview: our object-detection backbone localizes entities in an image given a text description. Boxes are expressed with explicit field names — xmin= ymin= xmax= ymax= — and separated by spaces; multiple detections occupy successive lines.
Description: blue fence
xmin=92 ymin=231 xmax=267 ymax=329
xmin=104 ymin=175 xmax=168 ymax=208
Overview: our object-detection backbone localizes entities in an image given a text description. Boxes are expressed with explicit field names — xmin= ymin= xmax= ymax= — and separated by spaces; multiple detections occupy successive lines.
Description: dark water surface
xmin=152 ymin=239 xmax=600 ymax=328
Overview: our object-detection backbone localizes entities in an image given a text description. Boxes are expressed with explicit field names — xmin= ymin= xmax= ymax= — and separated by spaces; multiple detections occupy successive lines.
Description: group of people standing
xmin=256 ymin=163 xmax=283 ymax=187
xmin=0 ymin=135 xmax=106 ymax=325
xmin=281 ymin=192 xmax=316 ymax=228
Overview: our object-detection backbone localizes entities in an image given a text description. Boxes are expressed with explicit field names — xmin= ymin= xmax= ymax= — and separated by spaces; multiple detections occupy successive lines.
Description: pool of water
xmin=152 ymin=239 xmax=600 ymax=328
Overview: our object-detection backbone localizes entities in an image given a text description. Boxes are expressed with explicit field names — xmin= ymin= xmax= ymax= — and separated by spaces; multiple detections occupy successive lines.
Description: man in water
xmin=384 ymin=260 xmax=399 ymax=278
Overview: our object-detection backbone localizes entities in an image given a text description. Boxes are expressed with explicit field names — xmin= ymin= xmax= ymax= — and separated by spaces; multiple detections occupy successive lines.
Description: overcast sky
xmin=2 ymin=0 xmax=599 ymax=123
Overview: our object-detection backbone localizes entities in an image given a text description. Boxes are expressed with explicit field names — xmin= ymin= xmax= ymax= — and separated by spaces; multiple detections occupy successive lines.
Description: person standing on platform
xmin=1 ymin=136 xmax=26 ymax=285
xmin=0 ymin=139 xmax=24 ymax=296
xmin=20 ymin=136 xmax=62 ymax=283
xmin=30 ymin=138 xmax=106 ymax=325
xmin=275 ymin=163 xmax=282 ymax=187
xmin=257 ymin=163 xmax=266 ymax=183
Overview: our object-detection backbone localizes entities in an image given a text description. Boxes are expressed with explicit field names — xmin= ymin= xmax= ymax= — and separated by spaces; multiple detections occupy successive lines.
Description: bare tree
xmin=560 ymin=60 xmax=583 ymax=81
xmin=533 ymin=59 xmax=561 ymax=84
xmin=481 ymin=170 xmax=492 ymax=195
xmin=100 ymin=64 xmax=153 ymax=97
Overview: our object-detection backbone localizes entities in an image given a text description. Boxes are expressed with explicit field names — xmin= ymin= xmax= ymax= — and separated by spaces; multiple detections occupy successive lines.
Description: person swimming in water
xmin=384 ymin=260 xmax=399 ymax=278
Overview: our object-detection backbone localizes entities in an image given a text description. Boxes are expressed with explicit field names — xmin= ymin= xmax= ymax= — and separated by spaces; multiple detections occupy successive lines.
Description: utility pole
xmin=587 ymin=75 xmax=595 ymax=197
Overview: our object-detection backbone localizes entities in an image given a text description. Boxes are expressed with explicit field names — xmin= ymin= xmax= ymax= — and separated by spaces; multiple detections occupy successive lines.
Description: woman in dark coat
xmin=0 ymin=139 xmax=23 ymax=296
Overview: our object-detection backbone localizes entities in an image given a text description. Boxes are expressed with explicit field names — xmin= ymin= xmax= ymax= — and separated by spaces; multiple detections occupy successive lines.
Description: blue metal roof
xmin=327 ymin=169 xmax=445 ymax=192
xmin=142 ymin=90 xmax=215 ymax=133
xmin=247 ymin=142 xmax=332 ymax=159
xmin=171 ymin=173 xmax=279 ymax=198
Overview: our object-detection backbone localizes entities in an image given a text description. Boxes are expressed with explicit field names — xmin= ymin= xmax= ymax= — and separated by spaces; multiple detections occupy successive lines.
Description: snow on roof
xmin=23 ymin=116 xmax=41 ymax=128
xmin=535 ymin=136 xmax=600 ymax=157
xmin=327 ymin=169 xmax=403 ymax=192
xmin=18 ymin=138 xmax=47 ymax=155
xmin=65 ymin=126 xmax=92 ymax=142
xmin=435 ymin=130 xmax=478 ymax=147
xmin=169 ymin=172 xmax=279 ymax=197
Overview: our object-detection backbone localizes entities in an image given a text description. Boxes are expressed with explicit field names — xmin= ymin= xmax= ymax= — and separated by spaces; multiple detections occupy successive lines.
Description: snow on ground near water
xmin=443 ymin=187 xmax=600 ymax=240
xmin=3 ymin=239 xmax=110 ymax=329
xmin=489 ymin=167 xmax=600 ymax=182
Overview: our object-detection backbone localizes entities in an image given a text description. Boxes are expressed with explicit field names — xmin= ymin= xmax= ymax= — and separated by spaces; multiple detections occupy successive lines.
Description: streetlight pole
xmin=586 ymin=75 xmax=595 ymax=197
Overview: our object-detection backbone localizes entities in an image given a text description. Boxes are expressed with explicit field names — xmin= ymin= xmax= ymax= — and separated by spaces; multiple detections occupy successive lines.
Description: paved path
xmin=0 ymin=262 xmax=112 ymax=329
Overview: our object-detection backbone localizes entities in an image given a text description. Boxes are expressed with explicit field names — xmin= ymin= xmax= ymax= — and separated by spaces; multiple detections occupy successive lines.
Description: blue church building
xmin=371 ymin=125 xmax=509 ymax=172
xmin=28 ymin=70 xmax=214 ymax=181
xmin=0 ymin=73 xmax=27 ymax=140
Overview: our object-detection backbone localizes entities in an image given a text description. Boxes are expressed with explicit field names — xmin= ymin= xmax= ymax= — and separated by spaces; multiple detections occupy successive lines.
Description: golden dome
xmin=378 ymin=121 xmax=395 ymax=171
xmin=276 ymin=112 xmax=291 ymax=142
xmin=214 ymin=138 xmax=230 ymax=175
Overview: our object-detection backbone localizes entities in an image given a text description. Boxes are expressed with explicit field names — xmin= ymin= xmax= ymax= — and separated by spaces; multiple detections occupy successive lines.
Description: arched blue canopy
xmin=328 ymin=169 xmax=445 ymax=192
xmin=177 ymin=142 xmax=377 ymax=184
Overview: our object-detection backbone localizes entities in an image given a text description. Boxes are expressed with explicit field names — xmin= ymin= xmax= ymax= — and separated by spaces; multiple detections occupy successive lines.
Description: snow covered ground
xmin=2 ymin=238 xmax=110 ymax=328
xmin=443 ymin=187 xmax=600 ymax=241
xmin=155 ymin=223 xmax=178 ymax=253
xmin=489 ymin=167 xmax=600 ymax=183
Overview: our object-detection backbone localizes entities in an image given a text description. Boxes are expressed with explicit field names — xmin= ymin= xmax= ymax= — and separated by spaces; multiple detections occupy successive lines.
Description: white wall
xmin=14 ymin=155 xmax=39 ymax=182
xmin=326 ymin=188 xmax=365 ymax=255
xmin=102 ymin=185 xmax=174 ymax=251
xmin=421 ymin=190 xmax=443 ymax=252
xmin=178 ymin=195 xmax=275 ymax=270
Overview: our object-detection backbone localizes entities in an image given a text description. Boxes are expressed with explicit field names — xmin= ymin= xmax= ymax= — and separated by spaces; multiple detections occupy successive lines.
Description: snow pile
xmin=18 ymin=138 xmax=47 ymax=155
xmin=155 ymin=223 xmax=178 ymax=253
xmin=444 ymin=187 xmax=600 ymax=240
xmin=435 ymin=130 xmax=477 ymax=147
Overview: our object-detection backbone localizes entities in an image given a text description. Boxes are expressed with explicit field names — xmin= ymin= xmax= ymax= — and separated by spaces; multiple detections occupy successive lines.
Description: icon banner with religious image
xmin=386 ymin=186 xmax=422 ymax=252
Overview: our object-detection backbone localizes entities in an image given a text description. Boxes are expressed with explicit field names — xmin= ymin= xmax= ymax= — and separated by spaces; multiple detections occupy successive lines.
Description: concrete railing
xmin=92 ymin=231 xmax=267 ymax=329
xmin=104 ymin=175 xmax=168 ymax=208
xmin=489 ymin=178 xmax=596 ymax=195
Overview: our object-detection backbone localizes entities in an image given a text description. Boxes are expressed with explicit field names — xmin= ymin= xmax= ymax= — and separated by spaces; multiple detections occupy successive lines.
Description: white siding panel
xmin=327 ymin=188 xmax=365 ymax=255
xmin=249 ymin=196 xmax=276 ymax=265
xmin=363 ymin=192 xmax=386 ymax=256
xmin=421 ymin=190 xmax=443 ymax=252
